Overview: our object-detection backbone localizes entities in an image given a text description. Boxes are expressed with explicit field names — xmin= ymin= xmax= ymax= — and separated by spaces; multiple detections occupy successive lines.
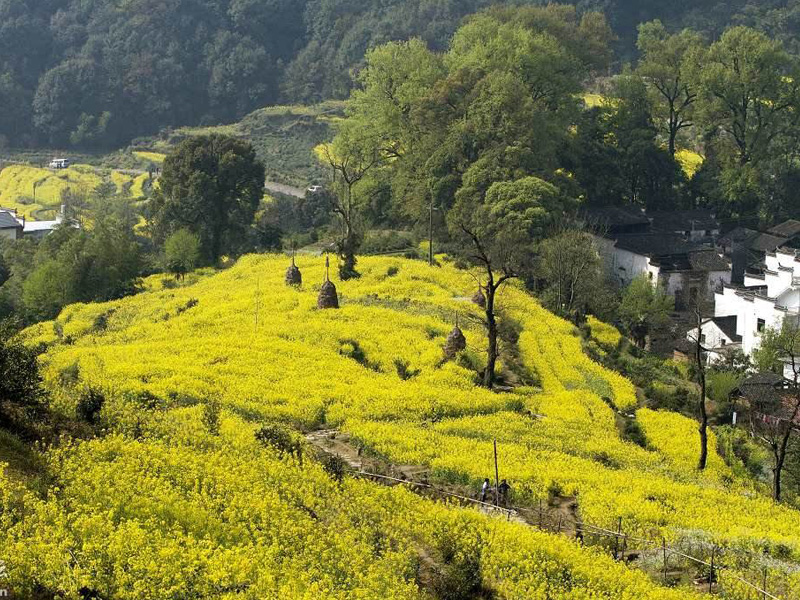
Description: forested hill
xmin=0 ymin=0 xmax=797 ymax=149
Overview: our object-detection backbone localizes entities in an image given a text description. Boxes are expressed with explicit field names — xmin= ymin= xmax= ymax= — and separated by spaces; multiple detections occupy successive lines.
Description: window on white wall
xmin=757 ymin=318 xmax=766 ymax=334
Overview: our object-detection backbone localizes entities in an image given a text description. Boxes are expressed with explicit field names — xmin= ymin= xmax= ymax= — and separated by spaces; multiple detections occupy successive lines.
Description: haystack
xmin=317 ymin=256 xmax=339 ymax=309
xmin=318 ymin=280 xmax=339 ymax=309
xmin=285 ymin=256 xmax=302 ymax=286
xmin=472 ymin=288 xmax=486 ymax=308
xmin=444 ymin=325 xmax=467 ymax=358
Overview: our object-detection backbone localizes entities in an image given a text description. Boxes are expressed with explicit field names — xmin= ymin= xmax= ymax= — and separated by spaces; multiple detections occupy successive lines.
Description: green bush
xmin=77 ymin=388 xmax=105 ymax=425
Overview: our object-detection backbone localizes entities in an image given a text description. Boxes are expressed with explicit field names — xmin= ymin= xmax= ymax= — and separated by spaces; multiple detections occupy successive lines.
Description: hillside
xmin=2 ymin=255 xmax=798 ymax=597
xmin=139 ymin=102 xmax=343 ymax=188
xmin=3 ymin=0 xmax=798 ymax=150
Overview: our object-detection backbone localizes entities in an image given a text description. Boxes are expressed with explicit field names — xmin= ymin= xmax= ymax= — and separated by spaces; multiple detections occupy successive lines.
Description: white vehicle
xmin=49 ymin=158 xmax=70 ymax=169
xmin=307 ymin=185 xmax=324 ymax=194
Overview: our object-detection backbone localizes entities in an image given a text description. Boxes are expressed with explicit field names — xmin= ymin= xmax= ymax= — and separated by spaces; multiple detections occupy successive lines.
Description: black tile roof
xmin=648 ymin=210 xmax=719 ymax=233
xmin=0 ymin=210 xmax=21 ymax=230
xmin=710 ymin=316 xmax=741 ymax=343
xmin=768 ymin=220 xmax=800 ymax=239
xmin=688 ymin=249 xmax=730 ymax=272
xmin=718 ymin=227 xmax=790 ymax=253
xmin=613 ymin=233 xmax=700 ymax=258
xmin=582 ymin=206 xmax=649 ymax=227
xmin=735 ymin=373 xmax=792 ymax=404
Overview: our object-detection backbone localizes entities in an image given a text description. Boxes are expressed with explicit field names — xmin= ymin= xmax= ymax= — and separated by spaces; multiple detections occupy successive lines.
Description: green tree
xmin=537 ymin=229 xmax=606 ymax=321
xmin=618 ymin=275 xmax=674 ymax=349
xmin=637 ymin=21 xmax=704 ymax=157
xmin=611 ymin=71 xmax=685 ymax=209
xmin=150 ymin=135 xmax=265 ymax=264
xmin=694 ymin=26 xmax=800 ymax=216
xmin=319 ymin=126 xmax=382 ymax=280
xmin=697 ymin=26 xmax=799 ymax=167
xmin=22 ymin=259 xmax=69 ymax=322
xmin=164 ymin=229 xmax=201 ymax=281
xmin=0 ymin=319 xmax=46 ymax=434
xmin=449 ymin=176 xmax=568 ymax=388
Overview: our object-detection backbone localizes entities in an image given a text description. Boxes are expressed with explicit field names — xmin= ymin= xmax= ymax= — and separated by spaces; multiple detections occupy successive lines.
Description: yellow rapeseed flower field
xmin=8 ymin=254 xmax=800 ymax=597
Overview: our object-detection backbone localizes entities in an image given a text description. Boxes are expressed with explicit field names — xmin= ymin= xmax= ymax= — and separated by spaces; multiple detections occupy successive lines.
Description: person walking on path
xmin=498 ymin=479 xmax=511 ymax=506
xmin=480 ymin=478 xmax=490 ymax=503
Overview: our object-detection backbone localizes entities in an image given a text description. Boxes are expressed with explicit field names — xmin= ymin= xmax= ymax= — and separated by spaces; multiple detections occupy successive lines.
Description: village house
xmin=593 ymin=232 xmax=731 ymax=310
xmin=0 ymin=206 xmax=70 ymax=241
xmin=718 ymin=219 xmax=800 ymax=284
xmin=0 ymin=208 xmax=24 ymax=240
xmin=692 ymin=248 xmax=800 ymax=378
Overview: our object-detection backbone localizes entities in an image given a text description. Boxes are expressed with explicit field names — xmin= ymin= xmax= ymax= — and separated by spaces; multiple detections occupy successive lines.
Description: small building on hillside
xmin=594 ymin=233 xmax=730 ymax=309
xmin=685 ymin=315 xmax=743 ymax=365
xmin=0 ymin=209 xmax=23 ymax=240
xmin=23 ymin=212 xmax=67 ymax=239
xmin=0 ymin=205 xmax=72 ymax=241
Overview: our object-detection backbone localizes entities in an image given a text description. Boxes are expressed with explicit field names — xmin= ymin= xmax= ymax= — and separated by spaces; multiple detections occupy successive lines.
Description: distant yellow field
xmin=133 ymin=151 xmax=166 ymax=164
xmin=130 ymin=173 xmax=150 ymax=198
xmin=676 ymin=148 xmax=704 ymax=178
xmin=0 ymin=164 xmax=151 ymax=220
xmin=0 ymin=164 xmax=102 ymax=219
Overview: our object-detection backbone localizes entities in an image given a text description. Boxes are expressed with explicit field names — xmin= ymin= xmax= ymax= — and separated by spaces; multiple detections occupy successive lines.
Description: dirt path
xmin=306 ymin=429 xmax=433 ymax=483
xmin=307 ymin=429 xmax=533 ymax=527
xmin=307 ymin=430 xmax=749 ymax=596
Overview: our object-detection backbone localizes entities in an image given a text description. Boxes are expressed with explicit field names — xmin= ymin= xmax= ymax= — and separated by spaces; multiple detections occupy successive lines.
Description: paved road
xmin=265 ymin=180 xmax=306 ymax=198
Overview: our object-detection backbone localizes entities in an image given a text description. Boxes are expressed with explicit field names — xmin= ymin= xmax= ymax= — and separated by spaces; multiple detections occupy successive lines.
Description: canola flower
xmin=0 ymin=164 xmax=149 ymax=219
xmin=16 ymin=254 xmax=800 ymax=596
xmin=0 ymin=406 xmax=704 ymax=599
xmin=0 ymin=164 xmax=102 ymax=218
xmin=132 ymin=151 xmax=166 ymax=164
xmin=587 ymin=315 xmax=622 ymax=350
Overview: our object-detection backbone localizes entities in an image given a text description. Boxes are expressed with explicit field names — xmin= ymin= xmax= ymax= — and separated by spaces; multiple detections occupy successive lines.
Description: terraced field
xmin=5 ymin=255 xmax=799 ymax=598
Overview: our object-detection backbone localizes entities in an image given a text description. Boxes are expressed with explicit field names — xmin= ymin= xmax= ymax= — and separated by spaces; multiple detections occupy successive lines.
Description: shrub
xmin=201 ymin=398 xmax=221 ymax=436
xmin=319 ymin=452 xmax=347 ymax=482
xmin=77 ymin=388 xmax=105 ymax=425
xmin=255 ymin=422 xmax=303 ymax=462
xmin=394 ymin=359 xmax=421 ymax=380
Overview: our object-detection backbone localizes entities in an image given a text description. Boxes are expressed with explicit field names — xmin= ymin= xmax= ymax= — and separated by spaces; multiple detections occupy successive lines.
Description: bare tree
xmin=320 ymin=134 xmax=381 ymax=280
xmin=749 ymin=321 xmax=800 ymax=501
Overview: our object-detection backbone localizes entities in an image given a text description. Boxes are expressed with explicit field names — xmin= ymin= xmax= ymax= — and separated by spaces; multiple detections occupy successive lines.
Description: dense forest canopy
xmin=2 ymin=0 xmax=800 ymax=148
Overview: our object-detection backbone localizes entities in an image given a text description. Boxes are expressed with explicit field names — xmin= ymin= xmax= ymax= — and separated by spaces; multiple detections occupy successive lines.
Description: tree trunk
xmin=696 ymin=311 xmax=708 ymax=470
xmin=668 ymin=110 xmax=678 ymax=157
xmin=211 ymin=224 xmax=222 ymax=264
xmin=484 ymin=283 xmax=498 ymax=389
xmin=773 ymin=454 xmax=784 ymax=502
xmin=338 ymin=191 xmax=359 ymax=280
xmin=698 ymin=413 xmax=709 ymax=470
xmin=774 ymin=424 xmax=795 ymax=502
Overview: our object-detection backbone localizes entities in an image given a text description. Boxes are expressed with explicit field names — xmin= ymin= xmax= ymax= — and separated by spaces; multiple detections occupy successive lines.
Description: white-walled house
xmin=594 ymin=233 xmax=731 ymax=309
xmin=701 ymin=248 xmax=800 ymax=378
xmin=0 ymin=206 xmax=72 ymax=241
xmin=686 ymin=316 xmax=743 ymax=364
